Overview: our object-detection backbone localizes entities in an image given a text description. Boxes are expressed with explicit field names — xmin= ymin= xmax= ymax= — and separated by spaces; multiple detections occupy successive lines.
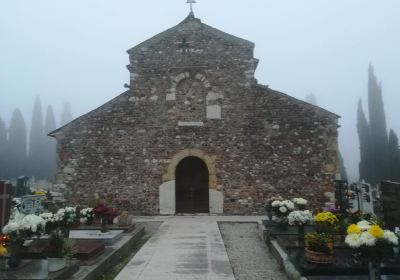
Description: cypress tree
xmin=7 ymin=109 xmax=28 ymax=178
xmin=368 ymin=66 xmax=388 ymax=184
xmin=0 ymin=116 xmax=7 ymax=179
xmin=357 ymin=99 xmax=373 ymax=182
xmin=339 ymin=153 xmax=348 ymax=180
xmin=305 ymin=93 xmax=317 ymax=106
xmin=60 ymin=102 xmax=73 ymax=126
xmin=388 ymin=129 xmax=400 ymax=181
xmin=43 ymin=105 xmax=57 ymax=179
xmin=29 ymin=96 xmax=46 ymax=178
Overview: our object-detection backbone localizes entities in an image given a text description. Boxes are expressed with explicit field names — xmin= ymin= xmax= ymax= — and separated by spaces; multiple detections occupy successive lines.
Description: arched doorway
xmin=175 ymin=156 xmax=209 ymax=213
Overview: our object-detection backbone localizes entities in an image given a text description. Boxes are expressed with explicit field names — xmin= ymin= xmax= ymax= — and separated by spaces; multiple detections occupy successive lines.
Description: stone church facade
xmin=50 ymin=14 xmax=339 ymax=215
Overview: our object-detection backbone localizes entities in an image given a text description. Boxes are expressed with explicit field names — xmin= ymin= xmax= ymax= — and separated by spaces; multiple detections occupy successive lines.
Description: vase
xmin=101 ymin=217 xmax=109 ymax=233
xmin=0 ymin=258 xmax=8 ymax=270
xmin=368 ymin=262 xmax=382 ymax=280
xmin=7 ymin=245 xmax=22 ymax=268
xmin=108 ymin=217 xmax=114 ymax=225
xmin=48 ymin=258 xmax=66 ymax=272
xmin=86 ymin=218 xmax=93 ymax=225
xmin=277 ymin=221 xmax=288 ymax=231
xmin=298 ymin=225 xmax=305 ymax=244
xmin=305 ymin=248 xmax=333 ymax=264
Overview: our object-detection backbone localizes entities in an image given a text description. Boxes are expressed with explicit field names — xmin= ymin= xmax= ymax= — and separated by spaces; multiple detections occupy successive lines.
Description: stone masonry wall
xmin=52 ymin=15 xmax=338 ymax=215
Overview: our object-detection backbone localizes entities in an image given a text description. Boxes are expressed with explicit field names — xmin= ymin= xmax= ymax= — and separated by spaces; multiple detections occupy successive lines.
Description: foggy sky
xmin=1 ymin=0 xmax=400 ymax=181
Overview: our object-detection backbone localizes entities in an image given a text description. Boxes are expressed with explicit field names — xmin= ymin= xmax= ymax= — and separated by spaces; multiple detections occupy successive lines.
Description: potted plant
xmin=0 ymin=239 xmax=8 ymax=270
xmin=288 ymin=210 xmax=313 ymax=242
xmin=314 ymin=211 xmax=339 ymax=233
xmin=2 ymin=212 xmax=46 ymax=268
xmin=79 ymin=208 xmax=94 ymax=225
xmin=47 ymin=229 xmax=74 ymax=272
xmin=271 ymin=199 xmax=295 ymax=229
xmin=304 ymin=232 xmax=334 ymax=264
xmin=345 ymin=220 xmax=399 ymax=279
xmin=292 ymin=197 xmax=308 ymax=210
xmin=93 ymin=203 xmax=117 ymax=233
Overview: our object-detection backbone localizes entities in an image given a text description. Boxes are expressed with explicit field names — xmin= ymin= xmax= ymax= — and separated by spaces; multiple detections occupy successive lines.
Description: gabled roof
xmin=127 ymin=13 xmax=254 ymax=55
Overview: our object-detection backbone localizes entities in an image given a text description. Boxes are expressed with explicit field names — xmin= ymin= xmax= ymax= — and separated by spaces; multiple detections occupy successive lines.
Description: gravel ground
xmin=219 ymin=222 xmax=288 ymax=280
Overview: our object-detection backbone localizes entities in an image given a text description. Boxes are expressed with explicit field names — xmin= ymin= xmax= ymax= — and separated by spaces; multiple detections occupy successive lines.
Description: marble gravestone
xmin=20 ymin=194 xmax=45 ymax=215
xmin=0 ymin=181 xmax=12 ymax=230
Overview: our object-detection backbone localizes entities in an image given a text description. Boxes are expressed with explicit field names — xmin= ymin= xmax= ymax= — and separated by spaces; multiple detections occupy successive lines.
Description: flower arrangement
xmin=271 ymin=200 xmax=295 ymax=219
xmin=292 ymin=197 xmax=308 ymax=210
xmin=79 ymin=208 xmax=94 ymax=224
xmin=345 ymin=220 xmax=398 ymax=262
xmin=0 ymin=244 xmax=7 ymax=257
xmin=93 ymin=204 xmax=117 ymax=219
xmin=288 ymin=210 xmax=313 ymax=226
xmin=314 ymin=211 xmax=338 ymax=225
xmin=305 ymin=232 xmax=333 ymax=253
xmin=2 ymin=212 xmax=46 ymax=245
xmin=39 ymin=207 xmax=77 ymax=235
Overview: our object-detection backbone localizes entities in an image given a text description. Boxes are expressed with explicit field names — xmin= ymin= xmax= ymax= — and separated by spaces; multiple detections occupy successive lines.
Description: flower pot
xmin=7 ymin=245 xmax=22 ymax=268
xmin=368 ymin=261 xmax=382 ymax=280
xmin=101 ymin=217 xmax=109 ymax=233
xmin=305 ymin=248 xmax=333 ymax=264
xmin=0 ymin=258 xmax=8 ymax=270
xmin=48 ymin=258 xmax=66 ymax=272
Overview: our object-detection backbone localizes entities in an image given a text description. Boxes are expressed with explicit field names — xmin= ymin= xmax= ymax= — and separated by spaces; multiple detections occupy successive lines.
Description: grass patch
xmin=100 ymin=235 xmax=150 ymax=280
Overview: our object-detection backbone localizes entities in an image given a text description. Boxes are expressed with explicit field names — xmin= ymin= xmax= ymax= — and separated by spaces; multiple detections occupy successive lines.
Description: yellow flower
xmin=314 ymin=212 xmax=338 ymax=224
xmin=0 ymin=244 xmax=7 ymax=257
xmin=347 ymin=224 xmax=362 ymax=235
xmin=369 ymin=225 xmax=384 ymax=238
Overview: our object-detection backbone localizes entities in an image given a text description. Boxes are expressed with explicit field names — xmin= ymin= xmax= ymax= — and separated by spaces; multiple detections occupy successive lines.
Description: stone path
xmin=220 ymin=222 xmax=288 ymax=280
xmin=115 ymin=216 xmax=266 ymax=280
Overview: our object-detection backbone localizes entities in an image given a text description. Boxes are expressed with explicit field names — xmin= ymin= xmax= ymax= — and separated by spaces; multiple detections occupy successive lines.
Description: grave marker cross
xmin=0 ymin=181 xmax=12 ymax=230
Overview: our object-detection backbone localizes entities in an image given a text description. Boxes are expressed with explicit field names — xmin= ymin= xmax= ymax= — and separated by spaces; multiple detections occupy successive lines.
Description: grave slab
xmin=0 ymin=259 xmax=78 ymax=280
xmin=69 ymin=230 xmax=123 ymax=246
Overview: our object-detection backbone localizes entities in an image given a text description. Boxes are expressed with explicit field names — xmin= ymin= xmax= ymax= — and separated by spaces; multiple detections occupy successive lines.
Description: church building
xmin=50 ymin=13 xmax=339 ymax=215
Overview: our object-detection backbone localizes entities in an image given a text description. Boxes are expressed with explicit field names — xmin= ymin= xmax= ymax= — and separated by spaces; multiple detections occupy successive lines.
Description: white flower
xmin=357 ymin=220 xmax=371 ymax=231
xmin=288 ymin=210 xmax=313 ymax=226
xmin=360 ymin=232 xmax=376 ymax=246
xmin=80 ymin=217 xmax=87 ymax=223
xmin=2 ymin=221 xmax=21 ymax=234
xmin=271 ymin=201 xmax=281 ymax=207
xmin=279 ymin=206 xmax=287 ymax=213
xmin=345 ymin=233 xmax=362 ymax=248
xmin=383 ymin=230 xmax=399 ymax=245
xmin=293 ymin=198 xmax=308 ymax=205
xmin=282 ymin=200 xmax=295 ymax=210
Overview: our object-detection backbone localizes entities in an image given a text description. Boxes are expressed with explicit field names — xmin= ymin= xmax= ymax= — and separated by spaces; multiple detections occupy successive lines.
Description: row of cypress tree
xmin=357 ymin=65 xmax=400 ymax=185
xmin=0 ymin=98 xmax=73 ymax=180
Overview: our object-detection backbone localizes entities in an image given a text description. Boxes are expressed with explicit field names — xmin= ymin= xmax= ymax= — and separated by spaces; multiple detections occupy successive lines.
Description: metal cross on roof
xmin=186 ymin=0 xmax=196 ymax=14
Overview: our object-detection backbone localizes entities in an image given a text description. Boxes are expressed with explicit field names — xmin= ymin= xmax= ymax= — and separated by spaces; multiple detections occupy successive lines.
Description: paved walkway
xmin=115 ymin=216 xmax=265 ymax=280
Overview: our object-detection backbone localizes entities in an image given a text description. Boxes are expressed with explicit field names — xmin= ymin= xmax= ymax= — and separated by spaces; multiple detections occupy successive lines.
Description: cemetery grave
xmin=0 ymin=182 xmax=146 ymax=280
xmin=261 ymin=182 xmax=400 ymax=280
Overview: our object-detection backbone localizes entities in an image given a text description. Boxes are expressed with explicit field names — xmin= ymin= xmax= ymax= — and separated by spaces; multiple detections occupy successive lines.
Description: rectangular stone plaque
xmin=20 ymin=194 xmax=46 ymax=215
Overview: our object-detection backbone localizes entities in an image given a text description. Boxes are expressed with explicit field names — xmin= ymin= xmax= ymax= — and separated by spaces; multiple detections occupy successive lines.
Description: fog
xmin=1 ymin=0 xmax=399 ymax=181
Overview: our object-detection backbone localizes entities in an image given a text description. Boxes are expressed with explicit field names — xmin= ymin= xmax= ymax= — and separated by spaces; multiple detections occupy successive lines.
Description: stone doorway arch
xmin=159 ymin=149 xmax=223 ymax=215
xmin=175 ymin=156 xmax=209 ymax=213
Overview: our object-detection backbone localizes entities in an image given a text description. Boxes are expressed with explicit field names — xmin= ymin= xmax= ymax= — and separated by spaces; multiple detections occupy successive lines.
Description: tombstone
xmin=15 ymin=176 xmax=29 ymax=197
xmin=334 ymin=180 xmax=350 ymax=213
xmin=0 ymin=181 xmax=12 ymax=231
xmin=381 ymin=181 xmax=400 ymax=230
xmin=350 ymin=182 xmax=374 ymax=214
xmin=20 ymin=194 xmax=45 ymax=215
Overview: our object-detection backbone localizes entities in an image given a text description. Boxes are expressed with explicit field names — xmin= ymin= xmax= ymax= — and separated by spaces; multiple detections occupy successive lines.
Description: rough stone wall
xmin=52 ymin=15 xmax=339 ymax=215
